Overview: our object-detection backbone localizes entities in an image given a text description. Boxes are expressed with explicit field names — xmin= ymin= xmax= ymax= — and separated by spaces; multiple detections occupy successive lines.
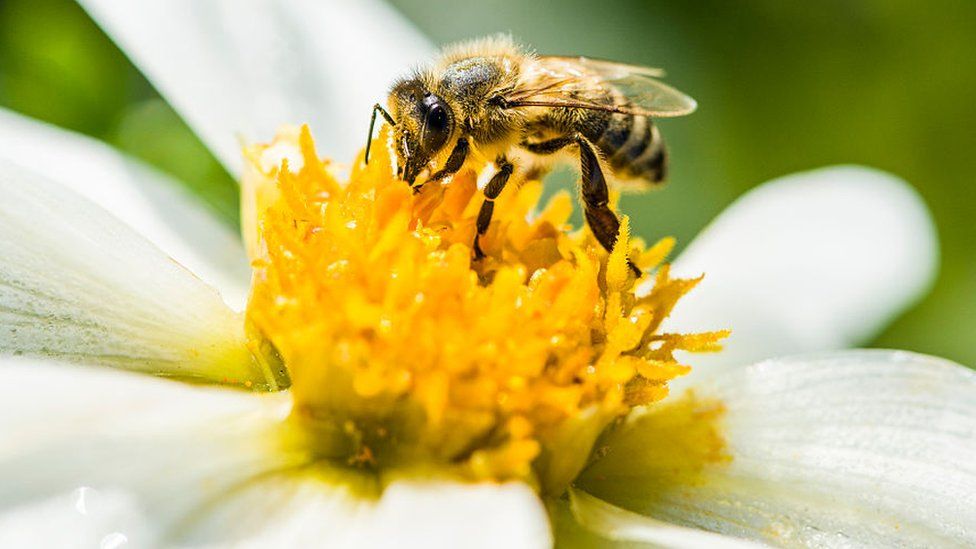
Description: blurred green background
xmin=1 ymin=0 xmax=973 ymax=364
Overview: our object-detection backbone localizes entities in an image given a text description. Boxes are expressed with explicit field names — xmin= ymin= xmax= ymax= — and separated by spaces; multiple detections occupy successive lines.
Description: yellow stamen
xmin=244 ymin=125 xmax=727 ymax=492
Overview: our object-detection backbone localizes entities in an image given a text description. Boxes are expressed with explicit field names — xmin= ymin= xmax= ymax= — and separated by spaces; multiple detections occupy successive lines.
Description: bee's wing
xmin=541 ymin=55 xmax=668 ymax=79
xmin=509 ymin=56 xmax=696 ymax=118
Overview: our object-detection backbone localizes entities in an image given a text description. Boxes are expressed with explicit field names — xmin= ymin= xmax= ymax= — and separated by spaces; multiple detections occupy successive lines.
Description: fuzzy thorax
xmin=242 ymin=125 xmax=726 ymax=493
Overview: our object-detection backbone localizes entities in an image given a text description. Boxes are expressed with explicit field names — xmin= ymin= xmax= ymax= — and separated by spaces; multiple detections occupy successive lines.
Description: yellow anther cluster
xmin=244 ymin=125 xmax=726 ymax=489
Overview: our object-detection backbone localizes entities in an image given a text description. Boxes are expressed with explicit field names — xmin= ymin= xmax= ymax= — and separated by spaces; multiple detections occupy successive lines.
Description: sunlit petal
xmin=547 ymin=489 xmax=764 ymax=548
xmin=0 ymin=359 xmax=292 ymax=546
xmin=187 ymin=476 xmax=551 ymax=548
xmin=0 ymin=360 xmax=550 ymax=548
xmin=577 ymin=350 xmax=976 ymax=547
xmin=77 ymin=0 xmax=433 ymax=175
xmin=666 ymin=166 xmax=937 ymax=372
xmin=359 ymin=481 xmax=550 ymax=549
xmin=0 ymin=107 xmax=249 ymax=307
xmin=0 ymin=162 xmax=275 ymax=388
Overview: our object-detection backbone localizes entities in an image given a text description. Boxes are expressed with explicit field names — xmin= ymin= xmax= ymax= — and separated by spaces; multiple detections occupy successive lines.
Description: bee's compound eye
xmin=427 ymin=105 xmax=447 ymax=131
xmin=422 ymin=103 xmax=451 ymax=152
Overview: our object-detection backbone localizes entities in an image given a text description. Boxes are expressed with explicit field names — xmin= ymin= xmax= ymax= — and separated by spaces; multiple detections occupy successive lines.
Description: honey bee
xmin=365 ymin=36 xmax=696 ymax=275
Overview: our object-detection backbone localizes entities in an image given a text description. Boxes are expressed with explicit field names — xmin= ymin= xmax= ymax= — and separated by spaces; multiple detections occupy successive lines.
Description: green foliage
xmin=0 ymin=0 xmax=237 ymax=224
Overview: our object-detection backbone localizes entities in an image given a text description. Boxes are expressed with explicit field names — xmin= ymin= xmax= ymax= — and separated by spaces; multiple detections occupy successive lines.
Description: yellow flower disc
xmin=244 ymin=125 xmax=726 ymax=492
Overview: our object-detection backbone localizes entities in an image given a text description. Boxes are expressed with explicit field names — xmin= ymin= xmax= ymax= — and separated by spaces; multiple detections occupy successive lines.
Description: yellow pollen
xmin=243 ymin=125 xmax=727 ymax=490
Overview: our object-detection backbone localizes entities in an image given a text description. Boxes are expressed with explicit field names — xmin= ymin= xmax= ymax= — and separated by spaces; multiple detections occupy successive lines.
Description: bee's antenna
xmin=366 ymin=104 xmax=396 ymax=165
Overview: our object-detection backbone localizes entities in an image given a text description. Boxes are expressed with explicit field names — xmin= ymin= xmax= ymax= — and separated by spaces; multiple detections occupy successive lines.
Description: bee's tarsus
xmin=473 ymin=237 xmax=486 ymax=260
xmin=476 ymin=199 xmax=495 ymax=235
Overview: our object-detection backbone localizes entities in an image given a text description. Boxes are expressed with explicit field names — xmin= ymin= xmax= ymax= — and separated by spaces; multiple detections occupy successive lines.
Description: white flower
xmin=1 ymin=1 xmax=972 ymax=548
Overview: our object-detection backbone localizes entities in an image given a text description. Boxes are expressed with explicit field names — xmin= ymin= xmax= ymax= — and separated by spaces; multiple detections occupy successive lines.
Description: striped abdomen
xmin=579 ymin=98 xmax=668 ymax=185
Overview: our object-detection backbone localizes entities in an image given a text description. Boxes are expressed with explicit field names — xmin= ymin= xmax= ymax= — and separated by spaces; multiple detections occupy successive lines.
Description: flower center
xmin=243 ymin=125 xmax=726 ymax=492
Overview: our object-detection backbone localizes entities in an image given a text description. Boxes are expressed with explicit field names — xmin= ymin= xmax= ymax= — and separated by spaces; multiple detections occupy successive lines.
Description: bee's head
xmin=388 ymin=79 xmax=455 ymax=184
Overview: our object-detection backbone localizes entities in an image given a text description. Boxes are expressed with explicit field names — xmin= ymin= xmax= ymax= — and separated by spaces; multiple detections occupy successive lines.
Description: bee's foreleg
xmin=473 ymin=157 xmax=514 ymax=259
xmin=577 ymin=136 xmax=642 ymax=277
xmin=418 ymin=137 xmax=469 ymax=193
xmin=365 ymin=103 xmax=396 ymax=165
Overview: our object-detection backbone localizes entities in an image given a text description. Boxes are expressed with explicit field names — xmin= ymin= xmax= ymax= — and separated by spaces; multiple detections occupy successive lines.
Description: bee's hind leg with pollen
xmin=521 ymin=134 xmax=642 ymax=277
xmin=473 ymin=156 xmax=514 ymax=259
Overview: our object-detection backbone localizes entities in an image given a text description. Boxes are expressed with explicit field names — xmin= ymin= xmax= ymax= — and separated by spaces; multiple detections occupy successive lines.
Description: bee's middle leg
xmin=576 ymin=136 xmax=642 ymax=277
xmin=473 ymin=157 xmax=514 ymax=259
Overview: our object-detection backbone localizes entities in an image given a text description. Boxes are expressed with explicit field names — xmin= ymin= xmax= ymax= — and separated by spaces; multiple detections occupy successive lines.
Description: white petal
xmin=0 ymin=359 xmax=293 ymax=547
xmin=188 ymin=476 xmax=552 ymax=549
xmin=363 ymin=481 xmax=551 ymax=549
xmin=0 ymin=359 xmax=551 ymax=548
xmin=577 ymin=350 xmax=976 ymax=547
xmin=77 ymin=0 xmax=434 ymax=175
xmin=0 ymin=488 xmax=149 ymax=549
xmin=666 ymin=166 xmax=937 ymax=372
xmin=549 ymin=489 xmax=764 ymax=549
xmin=0 ymin=162 xmax=276 ymax=388
xmin=0 ymin=107 xmax=249 ymax=307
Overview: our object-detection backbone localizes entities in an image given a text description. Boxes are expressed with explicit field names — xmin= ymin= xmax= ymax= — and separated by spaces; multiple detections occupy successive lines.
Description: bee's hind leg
xmin=520 ymin=135 xmax=572 ymax=181
xmin=521 ymin=135 xmax=577 ymax=155
xmin=473 ymin=157 xmax=514 ymax=259
xmin=521 ymin=134 xmax=641 ymax=276
xmin=576 ymin=136 xmax=642 ymax=277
